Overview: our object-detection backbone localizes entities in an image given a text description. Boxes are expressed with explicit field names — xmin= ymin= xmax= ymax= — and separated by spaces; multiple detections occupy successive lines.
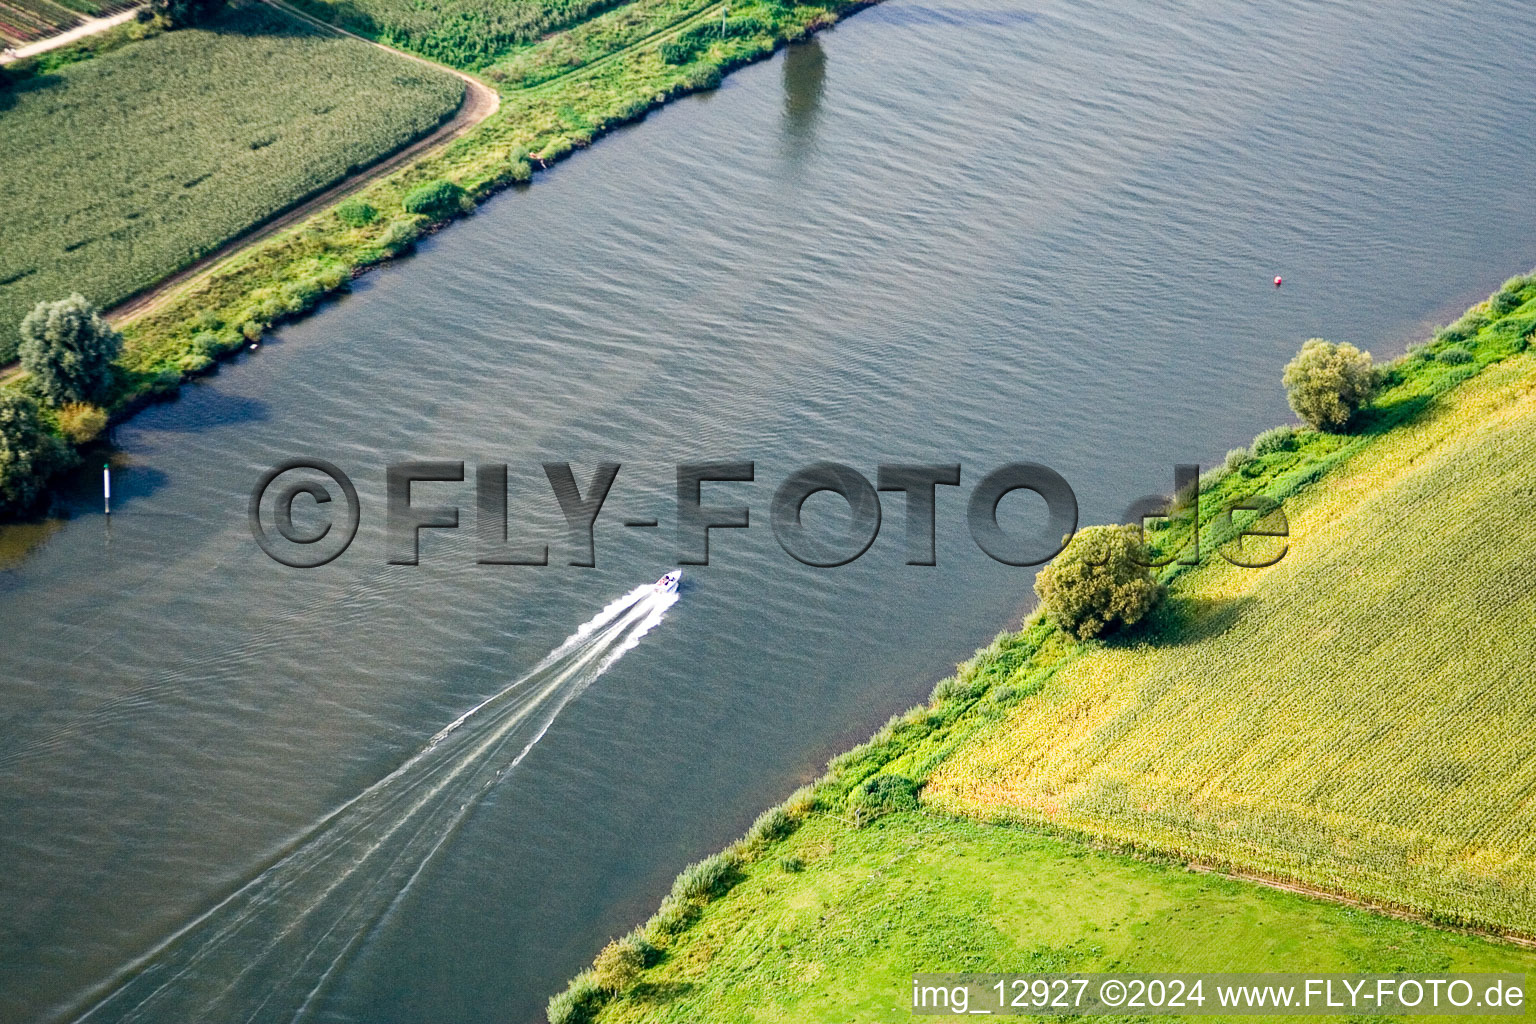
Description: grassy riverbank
xmin=548 ymin=278 xmax=1536 ymax=1022
xmin=287 ymin=0 xmax=617 ymax=66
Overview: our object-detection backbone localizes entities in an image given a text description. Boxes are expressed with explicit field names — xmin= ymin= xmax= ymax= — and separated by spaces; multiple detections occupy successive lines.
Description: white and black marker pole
xmin=103 ymin=462 xmax=111 ymax=516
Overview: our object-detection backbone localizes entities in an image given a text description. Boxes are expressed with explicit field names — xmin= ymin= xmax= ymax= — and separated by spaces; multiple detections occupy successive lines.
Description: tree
xmin=1282 ymin=338 xmax=1376 ymax=432
xmin=150 ymin=0 xmax=224 ymax=27
xmin=0 ymin=392 xmax=72 ymax=515
xmin=18 ymin=294 xmax=122 ymax=407
xmin=1034 ymin=524 xmax=1161 ymax=641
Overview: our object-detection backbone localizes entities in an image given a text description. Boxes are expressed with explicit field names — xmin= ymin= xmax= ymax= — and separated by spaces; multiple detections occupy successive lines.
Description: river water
xmin=5 ymin=0 xmax=1536 ymax=1020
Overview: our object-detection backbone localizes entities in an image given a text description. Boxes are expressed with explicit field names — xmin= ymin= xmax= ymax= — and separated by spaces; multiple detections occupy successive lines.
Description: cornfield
xmin=0 ymin=3 xmax=462 ymax=360
xmin=927 ymin=353 xmax=1536 ymax=935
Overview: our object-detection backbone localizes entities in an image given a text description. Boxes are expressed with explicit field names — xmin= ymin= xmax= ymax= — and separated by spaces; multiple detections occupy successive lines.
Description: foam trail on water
xmin=428 ymin=585 xmax=654 ymax=748
xmin=63 ymin=582 xmax=679 ymax=1024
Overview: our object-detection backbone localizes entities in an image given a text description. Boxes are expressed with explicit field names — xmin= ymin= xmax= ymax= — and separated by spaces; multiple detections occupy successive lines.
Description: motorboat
xmin=653 ymin=569 xmax=681 ymax=595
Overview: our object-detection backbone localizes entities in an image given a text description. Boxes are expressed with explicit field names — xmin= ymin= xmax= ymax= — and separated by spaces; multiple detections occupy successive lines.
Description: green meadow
xmin=591 ymin=814 xmax=1536 ymax=1024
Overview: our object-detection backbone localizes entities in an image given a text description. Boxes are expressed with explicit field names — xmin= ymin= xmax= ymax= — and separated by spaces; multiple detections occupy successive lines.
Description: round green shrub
xmin=990 ymin=684 xmax=1020 ymax=705
xmin=336 ymin=200 xmax=379 ymax=228
xmin=1437 ymin=345 xmax=1473 ymax=365
xmin=783 ymin=784 xmax=818 ymax=817
xmin=546 ymin=970 xmax=603 ymax=1024
xmin=379 ymin=217 xmax=421 ymax=255
xmin=592 ymin=937 xmax=645 ymax=994
xmin=176 ymin=352 xmax=214 ymax=374
xmin=1490 ymin=287 xmax=1524 ymax=317
xmin=930 ymin=670 xmax=986 ymax=703
xmin=669 ymin=852 xmax=737 ymax=902
xmin=744 ymin=804 xmax=794 ymax=846
xmin=1374 ymin=362 xmax=1407 ymax=389
xmin=1198 ymin=466 xmax=1230 ymax=493
xmin=281 ymin=279 xmax=322 ymax=314
xmin=686 ymin=64 xmax=723 ymax=90
xmin=539 ymin=137 xmax=575 ymax=163
xmin=1034 ymin=523 xmax=1162 ymax=641
xmin=402 ymin=179 xmax=467 ymax=220
xmin=253 ymin=295 xmax=283 ymax=322
xmin=658 ymin=39 xmax=694 ymax=64
xmin=504 ymin=146 xmax=535 ymax=183
xmin=648 ymin=895 xmax=693 ymax=936
xmin=1281 ymin=338 xmax=1376 ymax=432
xmin=622 ymin=928 xmax=659 ymax=967
xmin=613 ymin=96 xmax=653 ymax=123
xmin=1251 ymin=424 xmax=1297 ymax=456
xmin=1435 ymin=311 xmax=1487 ymax=345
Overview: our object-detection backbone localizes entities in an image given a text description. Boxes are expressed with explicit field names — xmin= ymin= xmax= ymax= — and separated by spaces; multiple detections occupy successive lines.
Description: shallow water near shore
xmin=6 ymin=1 xmax=1536 ymax=1021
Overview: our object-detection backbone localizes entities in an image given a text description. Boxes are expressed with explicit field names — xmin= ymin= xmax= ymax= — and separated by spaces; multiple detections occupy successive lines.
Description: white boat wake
xmin=65 ymin=581 xmax=679 ymax=1024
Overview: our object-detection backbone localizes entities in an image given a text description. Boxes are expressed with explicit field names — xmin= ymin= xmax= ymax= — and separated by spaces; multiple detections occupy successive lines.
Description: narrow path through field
xmin=0 ymin=5 xmax=145 ymax=64
xmin=100 ymin=0 xmax=499 ymax=328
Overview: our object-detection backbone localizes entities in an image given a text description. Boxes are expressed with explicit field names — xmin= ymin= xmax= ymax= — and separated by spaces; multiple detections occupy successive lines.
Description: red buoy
xmin=1274 ymin=276 xmax=1283 ymax=287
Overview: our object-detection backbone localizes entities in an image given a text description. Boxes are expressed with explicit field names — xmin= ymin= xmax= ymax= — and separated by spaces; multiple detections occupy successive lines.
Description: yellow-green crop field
xmin=0 ymin=2 xmax=463 ymax=361
xmin=926 ymin=352 xmax=1536 ymax=934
